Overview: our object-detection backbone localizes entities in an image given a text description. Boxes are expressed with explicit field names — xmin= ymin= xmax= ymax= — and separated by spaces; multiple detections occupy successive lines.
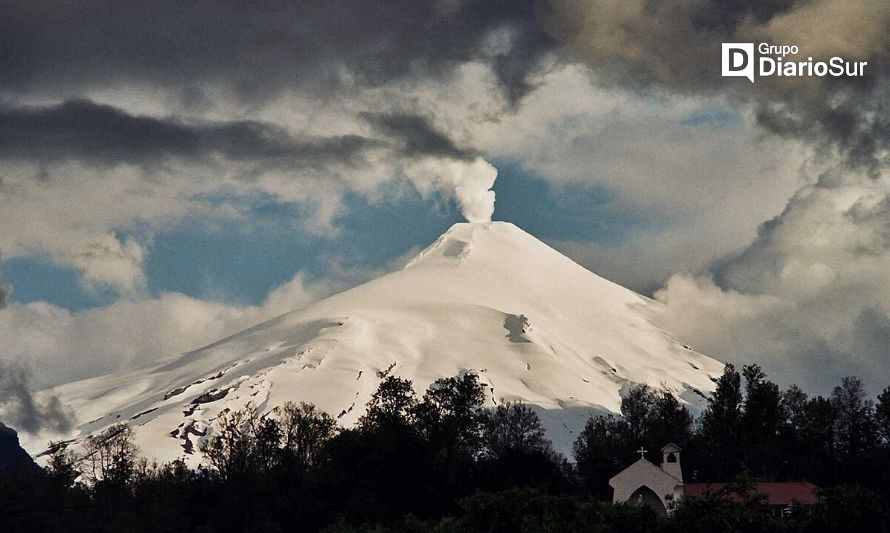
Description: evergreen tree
xmin=779 ymin=384 xmax=810 ymax=478
xmin=876 ymin=386 xmax=890 ymax=446
xmin=620 ymin=384 xmax=655 ymax=443
xmin=648 ymin=388 xmax=694 ymax=451
xmin=45 ymin=440 xmax=80 ymax=491
xmin=804 ymin=396 xmax=838 ymax=485
xmin=573 ymin=414 xmax=626 ymax=498
xmin=697 ymin=364 xmax=743 ymax=479
xmin=741 ymin=364 xmax=783 ymax=477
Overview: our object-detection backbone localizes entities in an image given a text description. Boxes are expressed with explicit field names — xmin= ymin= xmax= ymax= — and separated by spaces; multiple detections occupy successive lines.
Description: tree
xmin=277 ymin=401 xmax=337 ymax=468
xmin=200 ymin=404 xmax=263 ymax=479
xmin=807 ymin=485 xmax=888 ymax=532
xmin=697 ymin=364 xmax=743 ymax=479
xmin=779 ymin=384 xmax=810 ymax=478
xmin=741 ymin=364 xmax=783 ymax=476
xmin=876 ymin=386 xmax=890 ymax=445
xmin=414 ymin=372 xmax=486 ymax=457
xmin=804 ymin=396 xmax=838 ymax=485
xmin=479 ymin=403 xmax=565 ymax=492
xmin=648 ymin=388 xmax=693 ymax=451
xmin=81 ymin=423 xmax=138 ymax=487
xmin=831 ymin=377 xmax=878 ymax=481
xmin=781 ymin=385 xmax=809 ymax=434
xmin=45 ymin=441 xmax=80 ymax=491
xmin=318 ymin=374 xmax=434 ymax=524
xmin=620 ymin=385 xmax=655 ymax=443
xmin=251 ymin=414 xmax=283 ymax=472
xmin=832 ymin=377 xmax=877 ymax=455
xmin=358 ymin=376 xmax=418 ymax=432
xmin=573 ymin=414 xmax=626 ymax=498
xmin=482 ymin=402 xmax=551 ymax=458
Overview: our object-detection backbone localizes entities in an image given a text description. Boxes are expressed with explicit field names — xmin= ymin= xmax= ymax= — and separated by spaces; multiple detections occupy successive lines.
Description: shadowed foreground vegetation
xmin=3 ymin=365 xmax=890 ymax=531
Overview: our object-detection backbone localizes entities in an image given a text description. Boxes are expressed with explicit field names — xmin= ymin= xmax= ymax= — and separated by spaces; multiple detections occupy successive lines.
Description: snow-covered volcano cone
xmin=27 ymin=222 xmax=724 ymax=462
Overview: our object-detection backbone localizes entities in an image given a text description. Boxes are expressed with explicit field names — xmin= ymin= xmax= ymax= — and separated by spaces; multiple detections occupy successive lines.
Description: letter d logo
xmin=722 ymin=43 xmax=754 ymax=83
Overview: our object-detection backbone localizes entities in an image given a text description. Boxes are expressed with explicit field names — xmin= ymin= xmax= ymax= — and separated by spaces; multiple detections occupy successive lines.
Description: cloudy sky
xmin=2 ymin=1 xmax=890 ymax=422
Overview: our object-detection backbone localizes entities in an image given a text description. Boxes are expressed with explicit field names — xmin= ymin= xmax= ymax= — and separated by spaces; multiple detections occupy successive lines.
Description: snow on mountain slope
xmin=25 ymin=222 xmax=724 ymax=462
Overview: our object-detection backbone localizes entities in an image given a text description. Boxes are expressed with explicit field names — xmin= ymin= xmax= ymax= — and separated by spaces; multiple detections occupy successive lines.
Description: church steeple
xmin=660 ymin=443 xmax=682 ymax=482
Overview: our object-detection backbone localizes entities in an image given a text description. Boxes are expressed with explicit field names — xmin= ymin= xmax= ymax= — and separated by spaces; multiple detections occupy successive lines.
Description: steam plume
xmin=405 ymin=157 xmax=498 ymax=223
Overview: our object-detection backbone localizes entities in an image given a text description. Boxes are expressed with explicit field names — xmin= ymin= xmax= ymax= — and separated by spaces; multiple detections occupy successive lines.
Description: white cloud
xmin=70 ymin=234 xmax=146 ymax=294
xmin=0 ymin=271 xmax=338 ymax=387
xmin=0 ymin=242 xmax=423 ymax=390
xmin=0 ymin=160 xmax=207 ymax=295
xmin=655 ymin=171 xmax=890 ymax=393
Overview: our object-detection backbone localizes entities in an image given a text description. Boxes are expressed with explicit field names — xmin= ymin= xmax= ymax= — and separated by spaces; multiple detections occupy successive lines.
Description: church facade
xmin=608 ymin=443 xmax=683 ymax=515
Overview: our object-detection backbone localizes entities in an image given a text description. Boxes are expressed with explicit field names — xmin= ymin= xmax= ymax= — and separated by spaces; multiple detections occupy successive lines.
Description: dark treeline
xmin=3 ymin=365 xmax=890 ymax=532
xmin=578 ymin=364 xmax=890 ymax=494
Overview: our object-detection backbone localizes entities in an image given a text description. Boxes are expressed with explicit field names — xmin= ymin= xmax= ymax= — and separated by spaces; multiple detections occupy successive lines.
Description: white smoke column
xmin=404 ymin=157 xmax=498 ymax=222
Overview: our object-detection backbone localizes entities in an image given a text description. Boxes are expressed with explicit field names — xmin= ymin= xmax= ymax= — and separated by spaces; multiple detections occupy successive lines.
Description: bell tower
xmin=660 ymin=443 xmax=682 ymax=482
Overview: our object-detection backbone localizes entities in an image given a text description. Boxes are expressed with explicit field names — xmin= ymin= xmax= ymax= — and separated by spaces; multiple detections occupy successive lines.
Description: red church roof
xmin=684 ymin=482 xmax=819 ymax=506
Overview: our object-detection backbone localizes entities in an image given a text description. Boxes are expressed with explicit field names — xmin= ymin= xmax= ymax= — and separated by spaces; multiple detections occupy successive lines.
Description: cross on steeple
xmin=637 ymin=447 xmax=647 ymax=459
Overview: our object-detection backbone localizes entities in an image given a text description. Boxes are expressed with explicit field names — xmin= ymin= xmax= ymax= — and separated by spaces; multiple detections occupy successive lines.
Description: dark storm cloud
xmin=0 ymin=0 xmax=555 ymax=107
xmin=0 ymin=362 xmax=72 ymax=434
xmin=540 ymin=0 xmax=794 ymax=92
xmin=541 ymin=0 xmax=890 ymax=173
xmin=752 ymin=83 xmax=890 ymax=176
xmin=2 ymin=0 xmax=884 ymax=182
xmin=0 ymin=99 xmax=382 ymax=169
xmin=363 ymin=112 xmax=478 ymax=160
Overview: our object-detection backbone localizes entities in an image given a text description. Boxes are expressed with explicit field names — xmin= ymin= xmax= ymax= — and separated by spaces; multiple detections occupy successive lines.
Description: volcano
xmin=29 ymin=222 xmax=724 ymax=462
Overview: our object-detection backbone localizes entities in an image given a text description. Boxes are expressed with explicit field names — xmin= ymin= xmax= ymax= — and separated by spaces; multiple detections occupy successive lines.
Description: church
xmin=609 ymin=443 xmax=818 ymax=515
xmin=609 ymin=443 xmax=684 ymax=515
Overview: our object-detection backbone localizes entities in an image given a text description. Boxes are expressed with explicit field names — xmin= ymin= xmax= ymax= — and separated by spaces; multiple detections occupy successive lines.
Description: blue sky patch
xmin=2 ymin=165 xmax=654 ymax=311
xmin=1 ymin=257 xmax=118 ymax=310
